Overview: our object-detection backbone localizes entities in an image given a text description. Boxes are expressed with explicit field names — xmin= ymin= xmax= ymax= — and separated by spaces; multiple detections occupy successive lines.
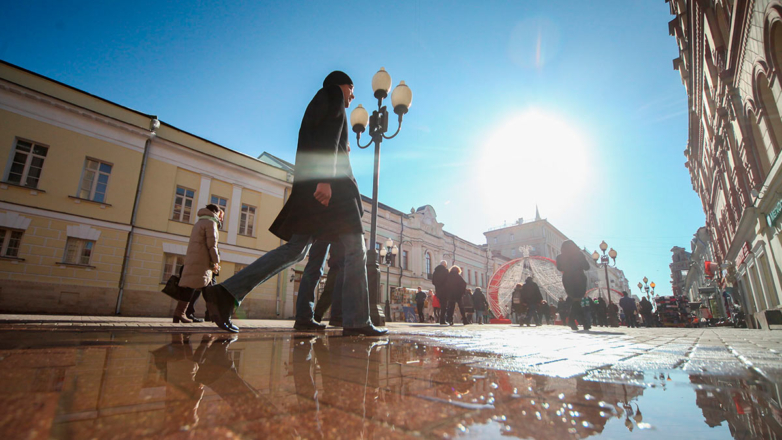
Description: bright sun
xmin=476 ymin=110 xmax=589 ymax=218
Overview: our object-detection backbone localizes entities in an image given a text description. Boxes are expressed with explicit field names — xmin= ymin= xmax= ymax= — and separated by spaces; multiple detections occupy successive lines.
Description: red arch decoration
xmin=486 ymin=256 xmax=557 ymax=320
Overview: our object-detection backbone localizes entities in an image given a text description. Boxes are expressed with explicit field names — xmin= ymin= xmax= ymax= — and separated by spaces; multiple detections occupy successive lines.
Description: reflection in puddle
xmin=0 ymin=331 xmax=779 ymax=439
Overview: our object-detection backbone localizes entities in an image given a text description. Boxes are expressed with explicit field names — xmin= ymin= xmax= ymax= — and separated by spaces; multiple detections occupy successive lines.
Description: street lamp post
xmin=591 ymin=240 xmax=619 ymax=327
xmin=379 ymin=238 xmax=398 ymax=322
xmin=350 ymin=68 xmax=413 ymax=326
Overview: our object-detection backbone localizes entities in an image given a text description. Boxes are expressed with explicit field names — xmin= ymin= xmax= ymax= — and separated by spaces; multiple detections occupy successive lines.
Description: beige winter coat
xmin=179 ymin=208 xmax=221 ymax=289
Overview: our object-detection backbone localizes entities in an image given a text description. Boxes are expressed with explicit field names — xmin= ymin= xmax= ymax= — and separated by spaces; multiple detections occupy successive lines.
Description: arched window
xmin=757 ymin=72 xmax=782 ymax=156
xmin=425 ymin=252 xmax=432 ymax=276
xmin=749 ymin=111 xmax=772 ymax=177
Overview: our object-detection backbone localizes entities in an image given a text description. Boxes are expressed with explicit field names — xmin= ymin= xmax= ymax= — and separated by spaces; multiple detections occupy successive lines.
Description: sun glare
xmin=476 ymin=110 xmax=589 ymax=218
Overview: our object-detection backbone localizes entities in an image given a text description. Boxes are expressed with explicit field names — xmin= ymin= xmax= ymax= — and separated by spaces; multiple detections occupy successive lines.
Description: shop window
xmin=172 ymin=187 xmax=195 ymax=223
xmin=5 ymin=139 xmax=47 ymax=188
xmin=77 ymin=158 xmax=112 ymax=202
xmin=0 ymin=228 xmax=23 ymax=257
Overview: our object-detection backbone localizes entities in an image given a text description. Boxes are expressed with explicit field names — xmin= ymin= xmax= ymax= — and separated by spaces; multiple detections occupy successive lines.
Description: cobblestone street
xmin=0 ymin=316 xmax=780 ymax=438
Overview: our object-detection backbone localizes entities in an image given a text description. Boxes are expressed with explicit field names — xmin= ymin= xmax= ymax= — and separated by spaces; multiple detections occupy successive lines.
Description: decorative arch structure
xmin=486 ymin=256 xmax=566 ymax=320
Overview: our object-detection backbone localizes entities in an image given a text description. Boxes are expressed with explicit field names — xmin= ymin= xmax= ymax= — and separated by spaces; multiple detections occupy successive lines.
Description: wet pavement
xmin=0 ymin=321 xmax=781 ymax=439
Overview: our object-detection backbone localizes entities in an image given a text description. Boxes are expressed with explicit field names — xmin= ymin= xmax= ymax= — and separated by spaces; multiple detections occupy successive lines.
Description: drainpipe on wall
xmin=115 ymin=118 xmax=159 ymax=315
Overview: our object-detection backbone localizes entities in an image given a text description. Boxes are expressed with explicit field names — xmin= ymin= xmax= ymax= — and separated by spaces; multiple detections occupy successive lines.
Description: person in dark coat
xmin=596 ymin=296 xmax=608 ymax=327
xmin=619 ymin=292 xmax=638 ymax=328
xmin=639 ymin=297 xmax=654 ymax=327
xmin=520 ymin=277 xmax=543 ymax=326
xmin=203 ymin=71 xmax=386 ymax=337
xmin=556 ymin=240 xmax=591 ymax=331
xmin=432 ymin=261 xmax=450 ymax=324
xmin=462 ymin=288 xmax=474 ymax=324
xmin=472 ymin=287 xmax=489 ymax=324
xmin=511 ymin=283 xmax=524 ymax=323
xmin=557 ymin=297 xmax=569 ymax=326
xmin=415 ymin=287 xmax=427 ymax=323
xmin=443 ymin=266 xmax=467 ymax=325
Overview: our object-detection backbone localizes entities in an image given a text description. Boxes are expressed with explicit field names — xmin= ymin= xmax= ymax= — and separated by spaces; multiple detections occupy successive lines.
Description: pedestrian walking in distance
xmin=202 ymin=71 xmax=386 ymax=336
xmin=472 ymin=287 xmax=489 ymax=324
xmin=415 ymin=286 xmax=427 ymax=323
xmin=619 ymin=292 xmax=638 ymax=328
xmin=177 ymin=204 xmax=223 ymax=323
xmin=444 ymin=266 xmax=467 ymax=325
xmin=432 ymin=260 xmax=449 ymax=324
xmin=520 ymin=277 xmax=543 ymax=326
xmin=556 ymin=240 xmax=592 ymax=331
xmin=462 ymin=288 xmax=474 ymax=324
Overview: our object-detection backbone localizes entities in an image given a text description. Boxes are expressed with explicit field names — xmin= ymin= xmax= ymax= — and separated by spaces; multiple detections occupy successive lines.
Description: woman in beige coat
xmin=175 ymin=204 xmax=222 ymax=323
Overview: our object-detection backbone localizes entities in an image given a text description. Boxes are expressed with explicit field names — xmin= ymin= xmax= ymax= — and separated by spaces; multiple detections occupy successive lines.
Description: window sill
xmin=55 ymin=262 xmax=96 ymax=269
xmin=0 ymin=256 xmax=25 ymax=262
xmin=169 ymin=219 xmax=193 ymax=225
xmin=238 ymin=233 xmax=256 ymax=238
xmin=0 ymin=181 xmax=45 ymax=193
xmin=68 ymin=195 xmax=112 ymax=207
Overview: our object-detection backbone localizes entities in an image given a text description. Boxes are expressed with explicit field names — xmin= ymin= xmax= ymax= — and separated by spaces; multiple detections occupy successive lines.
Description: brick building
xmin=668 ymin=0 xmax=782 ymax=327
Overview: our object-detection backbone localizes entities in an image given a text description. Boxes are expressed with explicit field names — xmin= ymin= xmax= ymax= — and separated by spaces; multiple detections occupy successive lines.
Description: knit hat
xmin=323 ymin=71 xmax=353 ymax=87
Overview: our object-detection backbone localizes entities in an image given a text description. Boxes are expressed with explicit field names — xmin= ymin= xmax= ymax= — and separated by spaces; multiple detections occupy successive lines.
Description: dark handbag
xmin=161 ymin=266 xmax=193 ymax=302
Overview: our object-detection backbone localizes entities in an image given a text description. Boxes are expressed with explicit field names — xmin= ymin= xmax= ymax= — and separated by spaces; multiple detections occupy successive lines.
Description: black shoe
xmin=343 ymin=325 xmax=388 ymax=336
xmin=294 ymin=319 xmax=327 ymax=331
xmin=203 ymin=284 xmax=239 ymax=333
xmin=187 ymin=315 xmax=205 ymax=323
xmin=313 ymin=314 xmax=323 ymax=323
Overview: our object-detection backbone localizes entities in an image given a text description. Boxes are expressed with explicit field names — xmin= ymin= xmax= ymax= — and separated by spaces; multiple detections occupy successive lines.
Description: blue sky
xmin=0 ymin=1 xmax=703 ymax=296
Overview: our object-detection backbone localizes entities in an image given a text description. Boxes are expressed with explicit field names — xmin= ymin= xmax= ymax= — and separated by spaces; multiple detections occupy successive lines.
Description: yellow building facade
xmin=0 ymin=61 xmax=292 ymax=317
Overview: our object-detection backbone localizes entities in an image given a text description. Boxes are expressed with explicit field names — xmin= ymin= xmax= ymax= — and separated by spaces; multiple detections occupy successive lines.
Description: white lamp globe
xmin=372 ymin=67 xmax=392 ymax=98
xmin=350 ymin=104 xmax=369 ymax=133
xmin=391 ymin=81 xmax=413 ymax=115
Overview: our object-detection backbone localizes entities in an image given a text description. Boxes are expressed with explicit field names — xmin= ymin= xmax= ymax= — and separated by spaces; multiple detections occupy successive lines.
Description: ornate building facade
xmin=669 ymin=0 xmax=782 ymax=327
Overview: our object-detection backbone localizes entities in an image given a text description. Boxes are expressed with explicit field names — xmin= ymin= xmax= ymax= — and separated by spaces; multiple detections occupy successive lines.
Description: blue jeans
xmin=222 ymin=234 xmax=312 ymax=303
xmin=475 ymin=309 xmax=484 ymax=323
xmin=295 ymin=240 xmax=330 ymax=322
xmin=220 ymin=233 xmax=370 ymax=329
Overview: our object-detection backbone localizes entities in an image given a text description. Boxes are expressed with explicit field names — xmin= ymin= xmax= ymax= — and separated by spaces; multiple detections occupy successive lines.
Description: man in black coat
xmin=520 ymin=277 xmax=543 ymax=326
xmin=204 ymin=71 xmax=386 ymax=336
xmin=432 ymin=261 xmax=450 ymax=324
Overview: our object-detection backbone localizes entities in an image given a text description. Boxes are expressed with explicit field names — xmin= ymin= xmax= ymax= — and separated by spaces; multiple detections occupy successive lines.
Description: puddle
xmin=0 ymin=331 xmax=780 ymax=439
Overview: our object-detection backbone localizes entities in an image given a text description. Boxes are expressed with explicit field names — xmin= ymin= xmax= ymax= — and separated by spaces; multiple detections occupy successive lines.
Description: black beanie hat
xmin=323 ymin=71 xmax=353 ymax=87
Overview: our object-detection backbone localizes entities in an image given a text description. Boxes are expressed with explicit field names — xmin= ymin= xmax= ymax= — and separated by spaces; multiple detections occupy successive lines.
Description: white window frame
xmin=210 ymin=195 xmax=229 ymax=230
xmin=425 ymin=252 xmax=432 ymax=276
xmin=5 ymin=138 xmax=48 ymax=188
xmin=239 ymin=204 xmax=256 ymax=236
xmin=171 ymin=186 xmax=196 ymax=223
xmin=162 ymin=253 xmax=185 ymax=282
xmin=0 ymin=228 xmax=24 ymax=258
xmin=63 ymin=237 xmax=95 ymax=265
xmin=77 ymin=158 xmax=113 ymax=202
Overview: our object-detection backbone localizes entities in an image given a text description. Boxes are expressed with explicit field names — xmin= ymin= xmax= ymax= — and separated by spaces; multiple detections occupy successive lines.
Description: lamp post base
xmin=366 ymin=253 xmax=386 ymax=326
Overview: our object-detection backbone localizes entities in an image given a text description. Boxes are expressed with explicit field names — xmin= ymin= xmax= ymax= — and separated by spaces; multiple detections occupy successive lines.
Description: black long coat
xmin=269 ymin=85 xmax=363 ymax=242
xmin=431 ymin=264 xmax=449 ymax=293
xmin=444 ymin=270 xmax=467 ymax=302
xmin=520 ymin=281 xmax=543 ymax=305
xmin=556 ymin=252 xmax=590 ymax=299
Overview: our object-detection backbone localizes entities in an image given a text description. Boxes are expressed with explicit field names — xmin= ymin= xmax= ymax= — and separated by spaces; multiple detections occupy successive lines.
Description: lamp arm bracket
xmin=356 ymin=132 xmax=373 ymax=149
xmin=382 ymin=115 xmax=403 ymax=140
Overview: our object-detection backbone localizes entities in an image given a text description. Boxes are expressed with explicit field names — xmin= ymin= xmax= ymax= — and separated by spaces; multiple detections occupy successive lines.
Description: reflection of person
xmin=151 ymin=334 xmax=213 ymax=433
xmin=178 ymin=204 xmax=223 ymax=323
xmin=556 ymin=240 xmax=591 ymax=331
xmin=203 ymin=71 xmax=386 ymax=336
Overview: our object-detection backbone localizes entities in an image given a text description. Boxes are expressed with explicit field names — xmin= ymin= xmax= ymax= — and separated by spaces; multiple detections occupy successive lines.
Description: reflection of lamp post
xmin=592 ymin=241 xmax=619 ymax=327
xmin=351 ymin=68 xmax=413 ymax=326
xmin=379 ymin=238 xmax=398 ymax=321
